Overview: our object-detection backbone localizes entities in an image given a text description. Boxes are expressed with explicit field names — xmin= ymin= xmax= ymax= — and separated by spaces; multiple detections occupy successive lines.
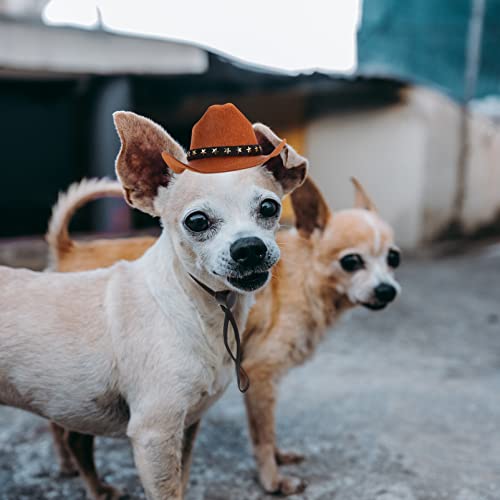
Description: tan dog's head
xmin=292 ymin=177 xmax=401 ymax=310
xmin=113 ymin=112 xmax=307 ymax=293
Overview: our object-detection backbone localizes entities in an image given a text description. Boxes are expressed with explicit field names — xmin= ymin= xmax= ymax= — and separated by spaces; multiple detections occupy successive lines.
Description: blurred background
xmin=1 ymin=0 xmax=499 ymax=253
xmin=0 ymin=2 xmax=500 ymax=499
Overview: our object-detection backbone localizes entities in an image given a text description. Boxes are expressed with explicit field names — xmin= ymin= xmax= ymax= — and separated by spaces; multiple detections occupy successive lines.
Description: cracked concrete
xmin=0 ymin=242 xmax=499 ymax=499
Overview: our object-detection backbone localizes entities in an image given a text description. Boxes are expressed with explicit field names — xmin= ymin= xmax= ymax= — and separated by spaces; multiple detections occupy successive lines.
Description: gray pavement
xmin=0 ymin=242 xmax=499 ymax=499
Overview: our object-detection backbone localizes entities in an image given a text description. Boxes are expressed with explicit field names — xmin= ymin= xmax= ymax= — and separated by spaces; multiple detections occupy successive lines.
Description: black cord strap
xmin=189 ymin=274 xmax=250 ymax=392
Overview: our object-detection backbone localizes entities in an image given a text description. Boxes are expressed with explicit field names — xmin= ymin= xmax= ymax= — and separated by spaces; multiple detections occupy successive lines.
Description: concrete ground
xmin=0 ymin=241 xmax=499 ymax=500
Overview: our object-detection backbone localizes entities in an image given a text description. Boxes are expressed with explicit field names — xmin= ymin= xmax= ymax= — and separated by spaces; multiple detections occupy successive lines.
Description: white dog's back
xmin=0 ymin=265 xmax=127 ymax=434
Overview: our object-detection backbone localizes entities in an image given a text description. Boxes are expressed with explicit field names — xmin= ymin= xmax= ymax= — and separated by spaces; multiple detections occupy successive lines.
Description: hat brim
xmin=161 ymin=139 xmax=286 ymax=175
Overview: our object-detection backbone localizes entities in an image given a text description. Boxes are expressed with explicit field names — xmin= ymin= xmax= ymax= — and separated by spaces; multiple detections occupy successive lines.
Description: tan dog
xmin=0 ymin=111 xmax=307 ymax=500
xmin=46 ymin=175 xmax=400 ymax=496
xmin=243 ymin=177 xmax=401 ymax=494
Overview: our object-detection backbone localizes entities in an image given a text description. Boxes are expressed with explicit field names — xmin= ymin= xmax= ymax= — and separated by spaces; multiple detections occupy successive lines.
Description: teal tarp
xmin=357 ymin=0 xmax=500 ymax=101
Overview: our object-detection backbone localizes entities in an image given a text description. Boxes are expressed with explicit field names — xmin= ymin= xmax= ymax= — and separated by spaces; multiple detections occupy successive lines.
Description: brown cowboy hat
xmin=161 ymin=103 xmax=286 ymax=174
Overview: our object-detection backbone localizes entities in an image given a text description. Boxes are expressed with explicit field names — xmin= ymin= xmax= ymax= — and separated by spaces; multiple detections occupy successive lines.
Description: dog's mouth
xmin=361 ymin=301 xmax=388 ymax=311
xmin=227 ymin=271 xmax=270 ymax=292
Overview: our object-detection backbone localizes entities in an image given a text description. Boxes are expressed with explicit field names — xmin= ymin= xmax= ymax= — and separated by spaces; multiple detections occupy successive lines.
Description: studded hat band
xmin=187 ymin=144 xmax=262 ymax=160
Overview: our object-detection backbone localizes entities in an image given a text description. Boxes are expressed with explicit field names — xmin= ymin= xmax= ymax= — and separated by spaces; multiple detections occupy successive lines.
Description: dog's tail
xmin=46 ymin=178 xmax=123 ymax=266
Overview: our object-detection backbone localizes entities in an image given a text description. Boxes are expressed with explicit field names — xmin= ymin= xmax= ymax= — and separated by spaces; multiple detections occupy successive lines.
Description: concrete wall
xmin=305 ymin=87 xmax=500 ymax=249
xmin=462 ymin=114 xmax=500 ymax=233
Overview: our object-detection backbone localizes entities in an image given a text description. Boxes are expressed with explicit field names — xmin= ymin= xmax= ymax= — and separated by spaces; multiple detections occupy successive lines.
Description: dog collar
xmin=189 ymin=274 xmax=250 ymax=393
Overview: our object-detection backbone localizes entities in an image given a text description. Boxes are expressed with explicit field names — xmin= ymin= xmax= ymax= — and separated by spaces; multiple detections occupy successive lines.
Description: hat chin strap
xmin=188 ymin=274 xmax=250 ymax=393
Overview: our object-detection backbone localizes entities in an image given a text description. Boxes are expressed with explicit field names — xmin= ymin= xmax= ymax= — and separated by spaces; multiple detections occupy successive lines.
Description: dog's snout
xmin=374 ymin=283 xmax=397 ymax=303
xmin=230 ymin=237 xmax=268 ymax=267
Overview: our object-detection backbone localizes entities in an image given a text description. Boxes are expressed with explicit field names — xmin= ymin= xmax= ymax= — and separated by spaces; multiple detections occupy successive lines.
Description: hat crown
xmin=190 ymin=103 xmax=258 ymax=149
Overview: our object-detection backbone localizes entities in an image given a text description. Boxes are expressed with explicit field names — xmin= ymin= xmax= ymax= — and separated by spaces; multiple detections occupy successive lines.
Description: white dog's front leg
xmin=128 ymin=412 xmax=185 ymax=500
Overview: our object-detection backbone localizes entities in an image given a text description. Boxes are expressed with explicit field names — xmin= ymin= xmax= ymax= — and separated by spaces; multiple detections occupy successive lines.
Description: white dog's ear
xmin=291 ymin=176 xmax=331 ymax=237
xmin=253 ymin=123 xmax=308 ymax=195
xmin=351 ymin=177 xmax=377 ymax=212
xmin=113 ymin=111 xmax=186 ymax=216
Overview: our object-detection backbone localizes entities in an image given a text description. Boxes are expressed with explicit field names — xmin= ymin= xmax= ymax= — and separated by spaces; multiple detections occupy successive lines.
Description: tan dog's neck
xmin=279 ymin=229 xmax=353 ymax=331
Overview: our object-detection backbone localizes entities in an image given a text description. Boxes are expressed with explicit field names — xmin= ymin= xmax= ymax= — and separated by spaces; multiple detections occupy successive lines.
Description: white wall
xmin=410 ymin=89 xmax=460 ymax=240
xmin=0 ymin=19 xmax=208 ymax=75
xmin=305 ymin=98 xmax=428 ymax=248
xmin=462 ymin=115 xmax=500 ymax=233
xmin=305 ymin=87 xmax=500 ymax=249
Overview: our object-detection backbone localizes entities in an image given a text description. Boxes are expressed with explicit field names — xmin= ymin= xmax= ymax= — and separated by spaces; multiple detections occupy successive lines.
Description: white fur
xmin=0 ymin=113 xmax=308 ymax=499
xmin=0 ymin=206 xmax=256 ymax=500
xmin=340 ymin=249 xmax=400 ymax=305
xmin=361 ymin=211 xmax=381 ymax=254
xmin=335 ymin=215 xmax=401 ymax=307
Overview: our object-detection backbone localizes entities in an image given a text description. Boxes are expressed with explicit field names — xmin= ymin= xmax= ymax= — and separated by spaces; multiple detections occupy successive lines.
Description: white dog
xmin=0 ymin=108 xmax=307 ymax=499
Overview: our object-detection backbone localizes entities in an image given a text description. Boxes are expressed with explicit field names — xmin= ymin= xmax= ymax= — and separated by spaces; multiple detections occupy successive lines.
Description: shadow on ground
xmin=0 ymin=243 xmax=499 ymax=499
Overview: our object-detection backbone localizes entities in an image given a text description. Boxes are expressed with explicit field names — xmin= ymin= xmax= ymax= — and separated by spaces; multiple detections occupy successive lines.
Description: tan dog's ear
xmin=253 ymin=123 xmax=308 ymax=195
xmin=291 ymin=176 xmax=330 ymax=237
xmin=351 ymin=177 xmax=377 ymax=212
xmin=113 ymin=111 xmax=186 ymax=216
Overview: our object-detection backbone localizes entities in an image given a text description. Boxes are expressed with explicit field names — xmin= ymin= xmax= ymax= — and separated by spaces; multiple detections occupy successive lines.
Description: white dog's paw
xmin=261 ymin=471 xmax=307 ymax=496
xmin=278 ymin=475 xmax=308 ymax=496
xmin=95 ymin=483 xmax=127 ymax=500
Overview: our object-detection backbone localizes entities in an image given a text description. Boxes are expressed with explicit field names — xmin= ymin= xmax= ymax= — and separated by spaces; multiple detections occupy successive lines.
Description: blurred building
xmin=277 ymin=0 xmax=500 ymax=248
xmin=350 ymin=0 xmax=500 ymax=246
xmin=0 ymin=15 xmax=207 ymax=236
xmin=1 ymin=1 xmax=499 ymax=249
xmin=0 ymin=14 xmax=401 ymax=239
xmin=358 ymin=0 xmax=500 ymax=101
xmin=306 ymin=86 xmax=500 ymax=247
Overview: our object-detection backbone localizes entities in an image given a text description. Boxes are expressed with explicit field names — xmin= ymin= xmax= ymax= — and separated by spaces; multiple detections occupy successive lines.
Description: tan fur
xmin=243 ymin=179 xmax=400 ymax=494
xmin=351 ymin=176 xmax=378 ymax=212
xmin=46 ymin=177 xmax=156 ymax=272
xmin=45 ymin=174 xmax=399 ymax=496
xmin=55 ymin=237 xmax=156 ymax=273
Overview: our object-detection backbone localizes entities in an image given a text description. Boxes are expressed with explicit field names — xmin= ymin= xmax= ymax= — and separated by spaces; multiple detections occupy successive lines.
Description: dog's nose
xmin=230 ymin=237 xmax=268 ymax=267
xmin=374 ymin=283 xmax=397 ymax=303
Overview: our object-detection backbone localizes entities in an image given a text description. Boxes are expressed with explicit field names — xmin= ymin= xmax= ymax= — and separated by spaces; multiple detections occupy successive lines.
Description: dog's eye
xmin=387 ymin=249 xmax=401 ymax=268
xmin=340 ymin=254 xmax=364 ymax=272
xmin=259 ymin=199 xmax=280 ymax=218
xmin=184 ymin=211 xmax=210 ymax=232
